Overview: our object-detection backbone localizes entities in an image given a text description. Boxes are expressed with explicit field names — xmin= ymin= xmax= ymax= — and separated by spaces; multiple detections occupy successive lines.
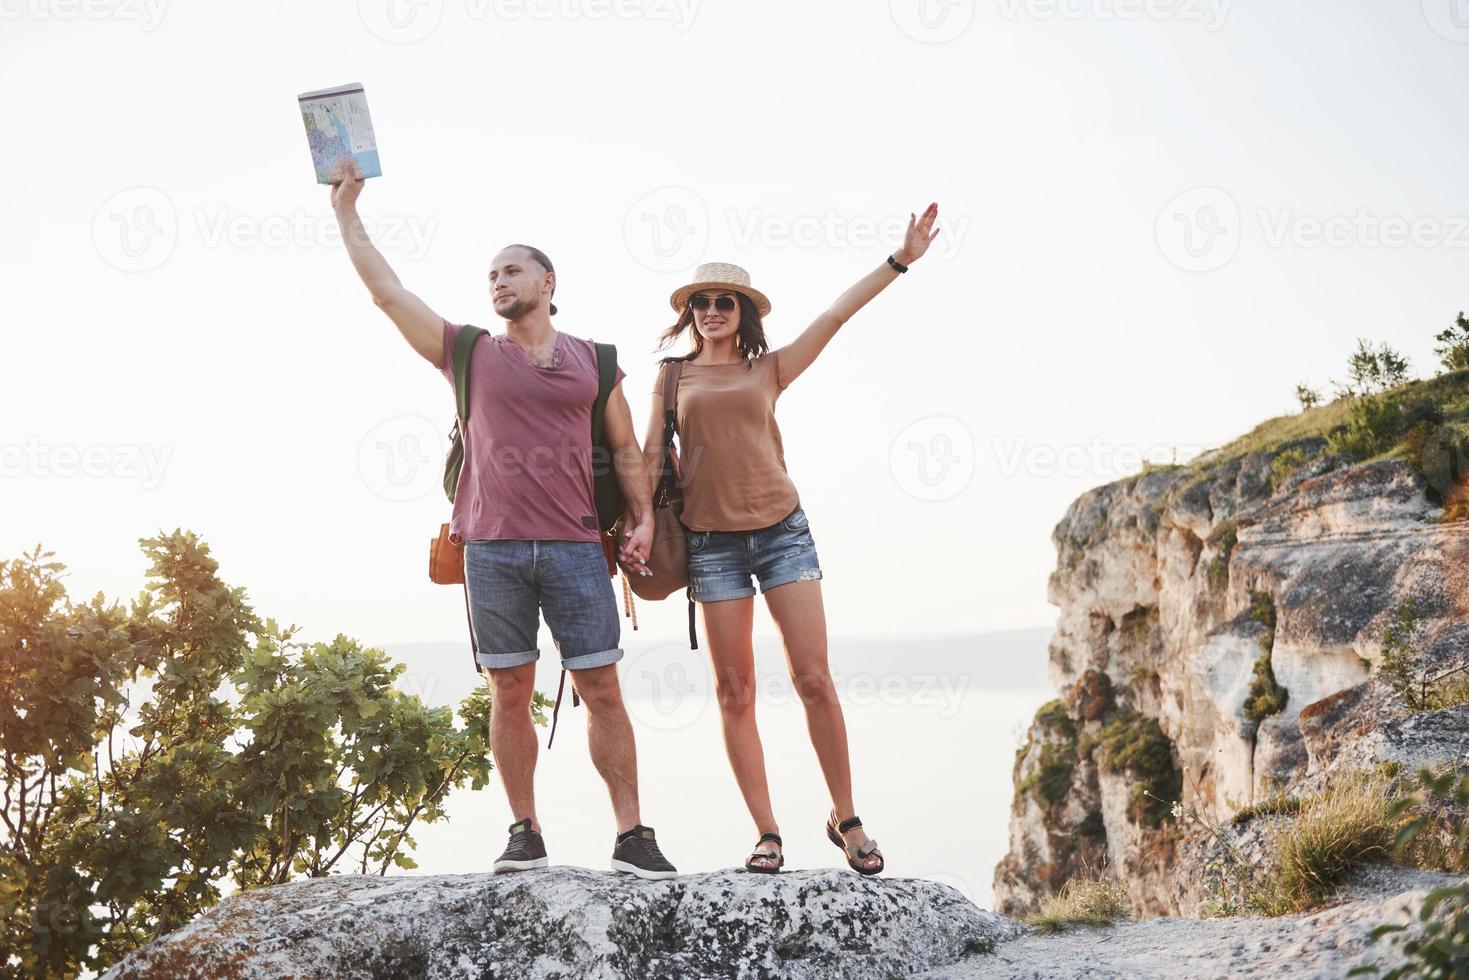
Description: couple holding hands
xmin=331 ymin=160 xmax=939 ymax=881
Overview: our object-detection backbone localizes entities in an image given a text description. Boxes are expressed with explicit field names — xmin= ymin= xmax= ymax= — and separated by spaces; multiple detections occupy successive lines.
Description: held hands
xmin=893 ymin=202 xmax=941 ymax=267
xmin=329 ymin=156 xmax=366 ymax=212
xmin=615 ymin=447 xmax=679 ymax=576
xmin=618 ymin=513 xmax=655 ymax=577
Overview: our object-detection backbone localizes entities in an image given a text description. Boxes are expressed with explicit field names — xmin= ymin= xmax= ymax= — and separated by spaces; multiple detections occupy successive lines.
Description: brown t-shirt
xmin=653 ymin=351 xmax=801 ymax=532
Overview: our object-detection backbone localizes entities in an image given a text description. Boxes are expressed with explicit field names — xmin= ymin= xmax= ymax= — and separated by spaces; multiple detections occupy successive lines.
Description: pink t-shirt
xmin=438 ymin=319 xmax=625 ymax=543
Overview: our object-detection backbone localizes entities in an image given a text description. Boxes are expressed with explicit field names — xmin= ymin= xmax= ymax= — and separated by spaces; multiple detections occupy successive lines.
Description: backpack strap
xmin=451 ymin=324 xmax=487 ymax=676
xmin=547 ymin=668 xmax=581 ymax=750
xmin=451 ymin=325 xmax=487 ymax=423
xmin=656 ymin=359 xmax=686 ymax=508
xmin=549 ymin=669 xmax=567 ymax=749
xmin=657 ymin=359 xmax=698 ymax=651
xmin=591 ymin=342 xmax=618 ymax=441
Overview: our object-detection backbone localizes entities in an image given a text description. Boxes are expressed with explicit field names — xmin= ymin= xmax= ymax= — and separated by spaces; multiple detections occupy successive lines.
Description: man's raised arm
xmin=330 ymin=159 xmax=444 ymax=367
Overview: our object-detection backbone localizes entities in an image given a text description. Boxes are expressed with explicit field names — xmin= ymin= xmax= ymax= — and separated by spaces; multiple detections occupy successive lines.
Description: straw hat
xmin=668 ymin=262 xmax=772 ymax=317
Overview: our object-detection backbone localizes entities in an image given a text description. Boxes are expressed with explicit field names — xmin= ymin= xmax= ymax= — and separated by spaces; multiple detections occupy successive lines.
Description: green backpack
xmin=442 ymin=325 xmax=625 ymax=531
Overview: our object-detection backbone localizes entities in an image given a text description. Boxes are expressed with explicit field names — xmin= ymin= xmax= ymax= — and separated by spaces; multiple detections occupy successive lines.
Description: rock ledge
xmin=103 ymin=867 xmax=1024 ymax=979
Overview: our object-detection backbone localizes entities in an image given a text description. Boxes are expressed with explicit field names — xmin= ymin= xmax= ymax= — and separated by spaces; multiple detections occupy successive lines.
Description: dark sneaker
xmin=610 ymin=824 xmax=678 ymax=880
xmin=493 ymin=818 xmax=548 ymax=874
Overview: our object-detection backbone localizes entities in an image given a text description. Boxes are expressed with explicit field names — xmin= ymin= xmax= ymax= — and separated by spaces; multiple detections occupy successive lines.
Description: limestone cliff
xmin=993 ymin=420 xmax=1469 ymax=918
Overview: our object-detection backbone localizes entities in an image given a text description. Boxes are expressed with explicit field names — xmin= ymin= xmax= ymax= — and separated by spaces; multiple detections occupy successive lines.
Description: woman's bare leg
xmin=700 ymin=595 xmax=781 ymax=868
xmin=763 ymin=579 xmax=880 ymax=870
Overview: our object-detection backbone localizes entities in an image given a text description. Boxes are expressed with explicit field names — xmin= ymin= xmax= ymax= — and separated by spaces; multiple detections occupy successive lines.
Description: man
xmin=329 ymin=160 xmax=676 ymax=880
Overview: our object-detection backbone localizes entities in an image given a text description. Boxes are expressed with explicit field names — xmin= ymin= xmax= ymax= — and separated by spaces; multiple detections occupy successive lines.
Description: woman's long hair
xmin=656 ymin=293 xmax=769 ymax=369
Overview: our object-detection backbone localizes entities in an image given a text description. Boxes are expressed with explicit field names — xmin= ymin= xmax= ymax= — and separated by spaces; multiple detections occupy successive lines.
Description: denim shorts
xmin=684 ymin=506 xmax=824 ymax=603
xmin=463 ymin=539 xmax=623 ymax=672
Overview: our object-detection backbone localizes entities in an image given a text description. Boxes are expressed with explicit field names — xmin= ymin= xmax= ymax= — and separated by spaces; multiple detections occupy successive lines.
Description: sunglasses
xmin=689 ymin=294 xmax=738 ymax=313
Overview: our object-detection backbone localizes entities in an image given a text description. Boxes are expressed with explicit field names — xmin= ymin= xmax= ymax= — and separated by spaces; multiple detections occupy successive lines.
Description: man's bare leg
xmin=573 ymin=663 xmax=640 ymax=832
xmin=484 ymin=663 xmax=541 ymax=830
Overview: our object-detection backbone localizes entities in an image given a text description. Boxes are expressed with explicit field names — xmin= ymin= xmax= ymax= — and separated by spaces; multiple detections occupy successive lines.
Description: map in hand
xmin=299 ymin=82 xmax=381 ymax=184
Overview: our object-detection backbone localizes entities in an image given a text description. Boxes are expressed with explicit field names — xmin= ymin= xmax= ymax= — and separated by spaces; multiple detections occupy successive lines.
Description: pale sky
xmin=4 ymin=0 xmax=1466 ymax=648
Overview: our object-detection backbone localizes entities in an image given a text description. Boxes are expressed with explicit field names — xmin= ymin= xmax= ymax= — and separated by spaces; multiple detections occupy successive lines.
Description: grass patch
xmin=1191 ymin=370 xmax=1469 ymax=473
xmin=1205 ymin=521 xmax=1238 ymax=589
xmin=1035 ymin=697 xmax=1076 ymax=735
xmin=1024 ymin=870 xmax=1132 ymax=932
xmin=1248 ymin=769 xmax=1400 ymax=915
xmin=1268 ymin=445 xmax=1316 ymax=493
xmin=1184 ymin=371 xmax=1469 ymax=522
xmin=1243 ymin=591 xmax=1288 ymax=723
xmin=1016 ymin=699 xmax=1078 ymax=811
xmin=1327 ymin=391 xmax=1442 ymax=461
xmin=1231 ymin=792 xmax=1304 ymax=826
xmin=1016 ymin=740 xmax=1077 ymax=810
xmin=1082 ymin=709 xmax=1181 ymax=828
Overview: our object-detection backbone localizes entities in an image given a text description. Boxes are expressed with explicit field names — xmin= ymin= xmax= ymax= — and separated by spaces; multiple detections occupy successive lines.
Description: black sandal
xmin=826 ymin=814 xmax=884 ymax=875
xmin=744 ymin=832 xmax=783 ymax=874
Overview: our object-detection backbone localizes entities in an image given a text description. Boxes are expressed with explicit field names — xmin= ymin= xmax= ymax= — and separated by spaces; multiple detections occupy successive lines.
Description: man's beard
xmin=496 ymin=294 xmax=541 ymax=320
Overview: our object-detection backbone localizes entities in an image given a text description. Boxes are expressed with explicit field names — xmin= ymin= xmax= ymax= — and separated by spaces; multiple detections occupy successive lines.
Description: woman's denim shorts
xmin=684 ymin=505 xmax=824 ymax=603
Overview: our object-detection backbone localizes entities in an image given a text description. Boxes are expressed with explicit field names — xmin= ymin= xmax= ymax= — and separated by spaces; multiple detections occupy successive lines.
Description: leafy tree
xmin=1335 ymin=339 xmax=1413 ymax=398
xmin=1434 ymin=312 xmax=1469 ymax=375
xmin=0 ymin=531 xmax=526 ymax=977
xmin=1295 ymin=383 xmax=1323 ymax=411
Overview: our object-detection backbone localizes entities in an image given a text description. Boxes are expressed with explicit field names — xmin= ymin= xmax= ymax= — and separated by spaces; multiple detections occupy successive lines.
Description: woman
xmin=633 ymin=204 xmax=941 ymax=875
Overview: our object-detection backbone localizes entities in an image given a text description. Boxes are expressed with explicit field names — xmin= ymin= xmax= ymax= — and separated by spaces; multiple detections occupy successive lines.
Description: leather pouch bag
xmin=430 ymin=522 xmax=464 ymax=585
xmin=623 ymin=360 xmax=689 ymax=601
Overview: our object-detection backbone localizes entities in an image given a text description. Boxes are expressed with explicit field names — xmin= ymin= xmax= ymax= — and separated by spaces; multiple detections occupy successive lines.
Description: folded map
xmin=299 ymin=83 xmax=381 ymax=184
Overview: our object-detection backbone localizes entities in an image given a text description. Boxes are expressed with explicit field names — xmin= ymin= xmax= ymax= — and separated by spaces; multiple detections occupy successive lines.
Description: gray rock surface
xmin=927 ymin=864 xmax=1468 ymax=979
xmin=102 ymin=867 xmax=1025 ymax=979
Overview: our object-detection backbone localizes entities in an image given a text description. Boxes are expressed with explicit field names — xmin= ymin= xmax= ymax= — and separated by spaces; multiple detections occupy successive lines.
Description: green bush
xmin=1017 ymin=700 xmax=1078 ymax=811
xmin=1296 ymin=383 xmax=1323 ymax=411
xmin=1243 ymin=591 xmax=1288 ymax=723
xmin=1328 ymin=394 xmax=1443 ymax=461
xmin=0 ymin=535 xmax=521 ymax=977
xmin=1338 ymin=339 xmax=1412 ymax=398
xmin=1017 ymin=740 xmax=1078 ymax=810
xmin=1434 ymin=312 xmax=1469 ymax=374
xmin=1087 ymin=710 xmax=1181 ymax=828
xmin=1373 ymin=599 xmax=1469 ymax=712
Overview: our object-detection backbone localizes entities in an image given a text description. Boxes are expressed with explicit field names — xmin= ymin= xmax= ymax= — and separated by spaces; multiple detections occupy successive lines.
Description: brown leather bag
xmin=622 ymin=359 xmax=689 ymax=601
xmin=615 ymin=360 xmax=698 ymax=649
xmin=429 ymin=522 xmax=464 ymax=585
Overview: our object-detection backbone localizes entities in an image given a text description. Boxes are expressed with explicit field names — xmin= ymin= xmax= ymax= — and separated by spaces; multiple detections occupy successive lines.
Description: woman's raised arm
xmin=773 ymin=203 xmax=940 ymax=389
